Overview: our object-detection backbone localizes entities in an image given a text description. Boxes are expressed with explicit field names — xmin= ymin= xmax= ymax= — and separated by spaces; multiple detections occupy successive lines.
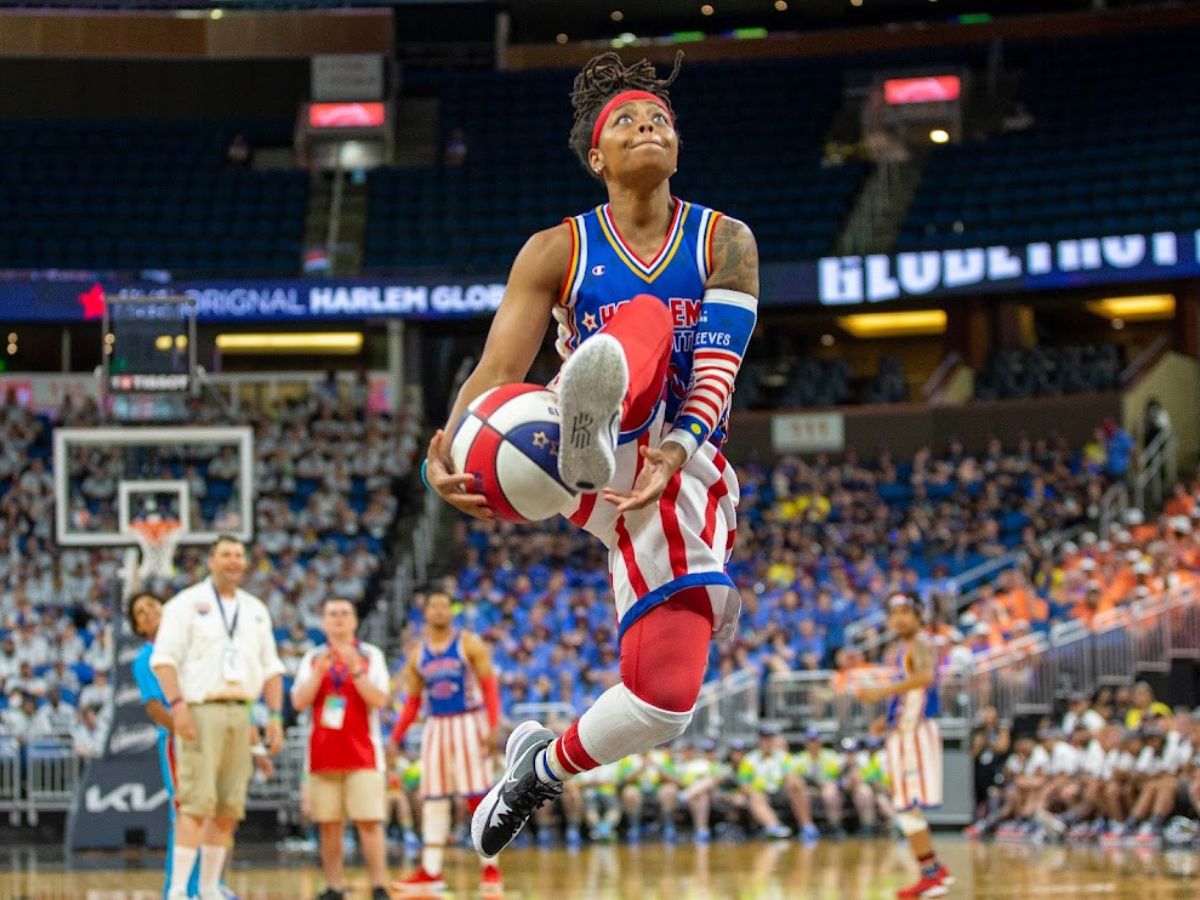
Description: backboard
xmin=53 ymin=426 xmax=253 ymax=547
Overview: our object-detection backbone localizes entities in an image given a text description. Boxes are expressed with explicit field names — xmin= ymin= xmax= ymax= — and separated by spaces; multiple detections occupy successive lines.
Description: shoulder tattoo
xmin=708 ymin=216 xmax=759 ymax=296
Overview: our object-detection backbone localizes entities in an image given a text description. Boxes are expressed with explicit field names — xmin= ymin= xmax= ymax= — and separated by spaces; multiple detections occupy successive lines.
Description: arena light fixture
xmin=1086 ymin=294 xmax=1175 ymax=321
xmin=214 ymin=332 xmax=364 ymax=354
xmin=836 ymin=310 xmax=947 ymax=338
xmin=775 ymin=0 xmax=788 ymax=10
xmin=308 ymin=102 xmax=386 ymax=129
xmin=929 ymin=129 xmax=950 ymax=144
xmin=886 ymin=76 xmax=962 ymax=106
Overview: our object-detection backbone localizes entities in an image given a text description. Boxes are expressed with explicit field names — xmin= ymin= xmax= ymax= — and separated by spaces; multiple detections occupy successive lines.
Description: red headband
xmin=591 ymin=90 xmax=672 ymax=148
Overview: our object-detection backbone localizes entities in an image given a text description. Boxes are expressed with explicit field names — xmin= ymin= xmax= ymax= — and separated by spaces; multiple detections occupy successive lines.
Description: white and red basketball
xmin=450 ymin=384 xmax=576 ymax=523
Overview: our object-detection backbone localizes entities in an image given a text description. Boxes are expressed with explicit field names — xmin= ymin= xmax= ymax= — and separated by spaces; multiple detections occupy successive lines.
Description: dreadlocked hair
xmin=568 ymin=51 xmax=684 ymax=178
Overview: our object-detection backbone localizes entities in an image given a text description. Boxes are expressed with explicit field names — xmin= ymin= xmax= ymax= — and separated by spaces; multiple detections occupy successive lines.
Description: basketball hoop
xmin=129 ymin=518 xmax=183 ymax=582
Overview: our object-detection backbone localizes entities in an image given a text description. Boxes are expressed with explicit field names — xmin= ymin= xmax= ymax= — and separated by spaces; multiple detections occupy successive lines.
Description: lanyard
xmin=213 ymin=585 xmax=240 ymax=643
xmin=328 ymin=640 xmax=360 ymax=693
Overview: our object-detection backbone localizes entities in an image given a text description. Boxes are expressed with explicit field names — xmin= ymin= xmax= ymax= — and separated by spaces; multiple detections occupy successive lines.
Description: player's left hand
xmin=602 ymin=442 xmax=687 ymax=513
xmin=265 ymin=718 xmax=284 ymax=755
xmin=481 ymin=728 xmax=498 ymax=757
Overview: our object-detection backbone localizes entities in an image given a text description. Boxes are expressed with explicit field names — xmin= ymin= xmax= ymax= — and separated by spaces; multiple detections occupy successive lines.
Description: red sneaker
xmin=896 ymin=867 xmax=949 ymax=898
xmin=481 ymin=863 xmax=504 ymax=894
xmin=393 ymin=867 xmax=447 ymax=895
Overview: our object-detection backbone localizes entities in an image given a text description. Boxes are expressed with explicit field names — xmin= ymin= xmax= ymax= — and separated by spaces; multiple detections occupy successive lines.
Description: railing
xmin=843 ymin=551 xmax=1020 ymax=651
xmin=1099 ymin=482 xmax=1129 ymax=537
xmin=246 ymin=726 xmax=307 ymax=821
xmin=921 ymin=352 xmax=963 ymax=403
xmin=326 ymin=160 xmax=345 ymax=265
xmin=0 ymin=735 xmax=21 ymax=825
xmin=0 ymin=726 xmax=309 ymax=826
xmin=24 ymin=734 xmax=81 ymax=825
xmin=767 ymin=586 xmax=1197 ymax=733
xmin=1134 ymin=426 xmax=1178 ymax=512
xmin=370 ymin=482 xmax=445 ymax=655
xmin=1118 ymin=334 xmax=1168 ymax=386
xmin=684 ymin=669 xmax=760 ymax=744
xmin=510 ymin=703 xmax=579 ymax=734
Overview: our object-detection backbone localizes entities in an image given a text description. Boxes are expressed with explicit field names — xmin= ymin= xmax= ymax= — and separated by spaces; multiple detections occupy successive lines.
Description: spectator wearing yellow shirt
xmin=737 ymin=729 xmax=816 ymax=842
xmin=1125 ymin=681 xmax=1173 ymax=729
xmin=777 ymin=485 xmax=832 ymax=523
xmin=791 ymin=729 xmax=845 ymax=837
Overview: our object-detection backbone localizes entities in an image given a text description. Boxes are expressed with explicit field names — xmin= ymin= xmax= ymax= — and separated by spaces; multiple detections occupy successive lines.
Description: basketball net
xmin=129 ymin=518 xmax=183 ymax=584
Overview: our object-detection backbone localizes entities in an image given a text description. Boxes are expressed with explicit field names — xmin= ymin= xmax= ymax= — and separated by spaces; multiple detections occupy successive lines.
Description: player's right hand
xmin=425 ymin=429 xmax=493 ymax=520
xmin=174 ymin=703 xmax=198 ymax=742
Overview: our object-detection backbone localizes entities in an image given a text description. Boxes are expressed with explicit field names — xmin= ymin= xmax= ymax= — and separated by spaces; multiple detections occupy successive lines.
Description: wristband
xmin=270 ymin=711 xmax=283 ymax=723
xmin=419 ymin=458 xmax=432 ymax=491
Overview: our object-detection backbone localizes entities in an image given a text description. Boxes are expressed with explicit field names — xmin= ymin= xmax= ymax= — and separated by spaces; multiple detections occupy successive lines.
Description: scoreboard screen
xmin=104 ymin=296 xmax=194 ymax=391
xmin=102 ymin=295 xmax=196 ymax=420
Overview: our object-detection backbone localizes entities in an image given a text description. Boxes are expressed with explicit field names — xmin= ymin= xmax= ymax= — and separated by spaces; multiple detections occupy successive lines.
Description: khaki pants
xmin=175 ymin=701 xmax=253 ymax=820
xmin=308 ymin=769 xmax=386 ymax=823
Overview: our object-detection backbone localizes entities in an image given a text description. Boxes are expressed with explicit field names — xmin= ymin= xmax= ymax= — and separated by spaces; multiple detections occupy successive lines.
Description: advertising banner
xmin=2 ymin=229 xmax=1199 ymax=323
xmin=65 ymin=627 xmax=170 ymax=851
xmin=771 ymin=412 xmax=846 ymax=453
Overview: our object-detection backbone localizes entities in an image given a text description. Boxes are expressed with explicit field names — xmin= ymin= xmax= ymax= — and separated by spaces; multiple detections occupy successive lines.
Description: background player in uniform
xmin=388 ymin=590 xmax=502 ymax=894
xmin=129 ymin=591 xmax=255 ymax=900
xmin=422 ymin=50 xmax=759 ymax=859
xmin=856 ymin=594 xmax=951 ymax=899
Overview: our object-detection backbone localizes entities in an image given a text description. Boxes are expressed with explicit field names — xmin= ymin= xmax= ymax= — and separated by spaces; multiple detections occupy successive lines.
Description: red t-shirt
xmin=293 ymin=642 xmax=388 ymax=773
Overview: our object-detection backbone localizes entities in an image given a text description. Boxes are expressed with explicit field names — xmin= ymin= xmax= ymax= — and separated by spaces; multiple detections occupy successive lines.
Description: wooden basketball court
xmin=3 ymin=839 xmax=1198 ymax=899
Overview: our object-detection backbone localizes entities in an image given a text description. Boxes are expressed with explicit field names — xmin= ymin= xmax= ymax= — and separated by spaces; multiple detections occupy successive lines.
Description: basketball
xmin=450 ymin=383 xmax=577 ymax=523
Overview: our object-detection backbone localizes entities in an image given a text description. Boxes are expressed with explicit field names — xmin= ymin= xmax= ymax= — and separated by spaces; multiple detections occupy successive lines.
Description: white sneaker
xmin=555 ymin=334 xmax=627 ymax=492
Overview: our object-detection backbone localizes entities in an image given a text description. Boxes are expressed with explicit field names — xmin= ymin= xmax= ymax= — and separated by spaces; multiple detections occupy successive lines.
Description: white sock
xmin=536 ymin=745 xmax=570 ymax=784
xmin=169 ymin=845 xmax=199 ymax=895
xmin=199 ymin=844 xmax=227 ymax=894
xmin=421 ymin=798 xmax=451 ymax=877
xmin=479 ymin=854 xmax=497 ymax=868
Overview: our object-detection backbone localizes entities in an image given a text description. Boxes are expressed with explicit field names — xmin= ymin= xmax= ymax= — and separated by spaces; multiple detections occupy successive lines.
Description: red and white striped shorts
xmin=886 ymin=719 xmax=943 ymax=812
xmin=419 ymin=709 xmax=492 ymax=800
xmin=565 ymin=420 xmax=742 ymax=644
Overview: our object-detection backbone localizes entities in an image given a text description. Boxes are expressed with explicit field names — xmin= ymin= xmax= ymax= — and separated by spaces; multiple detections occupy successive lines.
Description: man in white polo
xmin=152 ymin=535 xmax=285 ymax=900
xmin=292 ymin=596 xmax=391 ymax=900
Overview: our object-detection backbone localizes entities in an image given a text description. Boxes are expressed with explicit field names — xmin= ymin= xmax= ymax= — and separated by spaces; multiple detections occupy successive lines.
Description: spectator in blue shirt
xmin=793 ymin=619 xmax=827 ymax=670
xmin=1102 ymin=419 xmax=1134 ymax=478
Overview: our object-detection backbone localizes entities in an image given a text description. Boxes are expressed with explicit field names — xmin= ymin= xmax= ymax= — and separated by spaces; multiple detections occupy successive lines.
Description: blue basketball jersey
xmin=553 ymin=198 xmax=727 ymax=446
xmin=132 ymin=642 xmax=169 ymax=746
xmin=419 ymin=633 xmax=479 ymax=717
xmin=886 ymin=641 xmax=940 ymax=730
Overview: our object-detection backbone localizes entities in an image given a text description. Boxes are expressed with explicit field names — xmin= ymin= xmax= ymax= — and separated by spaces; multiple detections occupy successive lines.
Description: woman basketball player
xmin=423 ymin=52 xmax=759 ymax=857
